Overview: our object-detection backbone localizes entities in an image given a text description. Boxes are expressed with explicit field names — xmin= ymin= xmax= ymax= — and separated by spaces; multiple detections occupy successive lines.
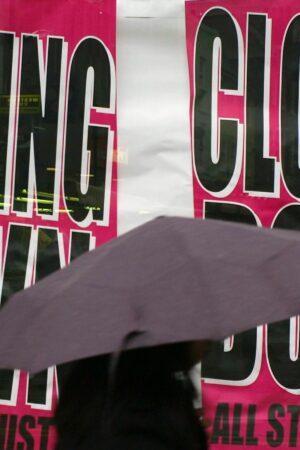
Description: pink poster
xmin=0 ymin=0 xmax=116 ymax=448
xmin=186 ymin=0 xmax=300 ymax=448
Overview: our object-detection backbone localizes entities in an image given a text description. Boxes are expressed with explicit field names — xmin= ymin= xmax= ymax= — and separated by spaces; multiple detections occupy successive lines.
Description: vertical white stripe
xmin=211 ymin=38 xmax=221 ymax=164
xmin=117 ymin=0 xmax=194 ymax=235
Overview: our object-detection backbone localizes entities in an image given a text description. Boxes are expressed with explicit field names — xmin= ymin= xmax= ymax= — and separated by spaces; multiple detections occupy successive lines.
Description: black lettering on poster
xmin=281 ymin=15 xmax=300 ymax=198
xmin=211 ymin=403 xmax=230 ymax=444
xmin=204 ymin=201 xmax=258 ymax=225
xmin=27 ymin=371 xmax=49 ymax=410
xmin=0 ymin=414 xmax=7 ymax=448
xmin=27 ymin=227 xmax=62 ymax=407
xmin=194 ymin=8 xmax=241 ymax=194
xmin=28 ymin=229 xmax=92 ymax=406
xmin=288 ymin=405 xmax=300 ymax=447
xmin=267 ymin=205 xmax=300 ymax=390
xmin=0 ymin=225 xmax=31 ymax=402
xmin=202 ymin=325 xmax=258 ymax=382
xmin=232 ymin=403 xmax=244 ymax=444
xmin=210 ymin=402 xmax=300 ymax=446
xmin=18 ymin=415 xmax=35 ymax=450
xmin=70 ymin=230 xmax=91 ymax=261
xmin=64 ymin=38 xmax=112 ymax=224
xmin=0 ymin=33 xmax=14 ymax=209
xmin=1 ymin=224 xmax=32 ymax=306
xmin=38 ymin=417 xmax=55 ymax=450
xmin=6 ymin=414 xmax=17 ymax=450
xmin=246 ymin=404 xmax=259 ymax=445
xmin=0 ymin=414 xmax=55 ymax=450
xmin=35 ymin=227 xmax=62 ymax=282
xmin=245 ymin=14 xmax=276 ymax=194
xmin=202 ymin=202 xmax=258 ymax=382
xmin=13 ymin=35 xmax=63 ymax=216
xmin=267 ymin=404 xmax=285 ymax=447
xmin=56 ymin=231 xmax=92 ymax=394
xmin=0 ymin=225 xmax=92 ymax=407
xmin=268 ymin=318 xmax=300 ymax=391
xmin=0 ymin=17 xmax=114 ymax=450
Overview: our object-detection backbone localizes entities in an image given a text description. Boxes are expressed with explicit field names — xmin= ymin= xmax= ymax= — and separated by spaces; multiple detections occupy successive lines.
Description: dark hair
xmin=55 ymin=344 xmax=208 ymax=450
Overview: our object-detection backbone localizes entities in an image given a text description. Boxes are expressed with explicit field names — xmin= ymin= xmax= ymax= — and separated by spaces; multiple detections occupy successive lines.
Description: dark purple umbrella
xmin=0 ymin=216 xmax=299 ymax=373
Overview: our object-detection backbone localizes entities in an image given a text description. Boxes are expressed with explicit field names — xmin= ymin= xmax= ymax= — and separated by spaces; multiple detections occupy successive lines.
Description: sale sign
xmin=185 ymin=0 xmax=300 ymax=448
xmin=0 ymin=0 xmax=116 ymax=448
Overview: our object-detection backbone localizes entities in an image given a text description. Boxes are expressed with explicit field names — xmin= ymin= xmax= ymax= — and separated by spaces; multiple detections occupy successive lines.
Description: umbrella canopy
xmin=0 ymin=216 xmax=299 ymax=373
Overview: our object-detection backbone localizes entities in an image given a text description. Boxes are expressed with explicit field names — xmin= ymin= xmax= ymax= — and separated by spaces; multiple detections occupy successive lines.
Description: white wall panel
xmin=117 ymin=0 xmax=194 ymax=235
